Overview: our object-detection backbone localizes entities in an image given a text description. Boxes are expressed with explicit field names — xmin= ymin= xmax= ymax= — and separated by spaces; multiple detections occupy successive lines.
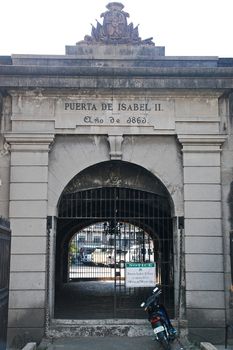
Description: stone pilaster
xmin=4 ymin=133 xmax=54 ymax=349
xmin=178 ymin=134 xmax=226 ymax=342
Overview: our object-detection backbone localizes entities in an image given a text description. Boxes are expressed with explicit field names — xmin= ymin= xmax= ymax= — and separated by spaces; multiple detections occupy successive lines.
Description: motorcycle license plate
xmin=153 ymin=325 xmax=165 ymax=334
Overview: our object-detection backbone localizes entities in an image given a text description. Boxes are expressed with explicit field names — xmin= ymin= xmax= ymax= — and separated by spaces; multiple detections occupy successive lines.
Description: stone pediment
xmin=77 ymin=2 xmax=154 ymax=46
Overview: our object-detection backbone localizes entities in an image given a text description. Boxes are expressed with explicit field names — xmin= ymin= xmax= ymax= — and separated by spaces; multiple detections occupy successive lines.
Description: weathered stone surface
xmin=185 ymin=218 xmax=222 ymax=236
xmin=11 ymin=151 xmax=49 ymax=166
xmin=9 ymin=272 xmax=46 ymax=290
xmin=184 ymin=167 xmax=221 ymax=184
xmin=201 ymin=342 xmax=218 ymax=350
xmin=8 ymin=290 xmax=45 ymax=309
xmin=185 ymin=236 xmax=222 ymax=254
xmin=186 ymin=291 xmax=225 ymax=309
xmin=10 ymin=183 xmax=48 ymax=200
xmin=184 ymin=184 xmax=221 ymax=200
xmin=10 ymin=236 xmax=46 ymax=254
xmin=8 ymin=309 xmax=45 ymax=327
xmin=10 ymin=218 xmax=46 ymax=236
xmin=21 ymin=343 xmax=37 ymax=350
xmin=176 ymin=121 xmax=219 ymax=135
xmin=189 ymin=328 xmax=225 ymax=344
xmin=184 ymin=201 xmax=221 ymax=219
xmin=175 ymin=97 xmax=218 ymax=118
xmin=10 ymin=254 xmax=46 ymax=272
xmin=1 ymin=4 xmax=233 ymax=346
xmin=186 ymin=272 xmax=224 ymax=290
xmin=66 ymin=44 xmax=164 ymax=57
xmin=187 ymin=309 xmax=225 ymax=328
xmin=10 ymin=200 xmax=47 ymax=218
xmin=47 ymin=135 xmax=183 ymax=216
xmin=10 ymin=166 xmax=48 ymax=183
xmin=0 ymin=200 xmax=9 ymax=219
xmin=186 ymin=254 xmax=224 ymax=272
xmin=7 ymin=327 xmax=44 ymax=350
xmin=183 ymin=152 xmax=221 ymax=167
xmin=1 ymin=65 xmax=233 ymax=91
xmin=76 ymin=2 xmax=155 ymax=46
xmin=47 ymin=319 xmax=187 ymax=338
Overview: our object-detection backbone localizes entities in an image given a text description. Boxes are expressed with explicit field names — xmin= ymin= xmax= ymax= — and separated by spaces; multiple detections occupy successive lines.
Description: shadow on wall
xmin=226 ymin=182 xmax=233 ymax=345
xmin=7 ymin=309 xmax=44 ymax=350
xmin=228 ymin=181 xmax=233 ymax=230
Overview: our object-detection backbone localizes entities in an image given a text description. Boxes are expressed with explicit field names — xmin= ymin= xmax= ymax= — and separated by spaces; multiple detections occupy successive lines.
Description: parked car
xmin=91 ymin=248 xmax=128 ymax=267
xmin=81 ymin=248 xmax=95 ymax=265
xmin=91 ymin=248 xmax=113 ymax=266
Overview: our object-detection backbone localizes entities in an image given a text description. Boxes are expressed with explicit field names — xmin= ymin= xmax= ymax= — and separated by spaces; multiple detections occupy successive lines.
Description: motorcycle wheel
xmin=157 ymin=332 xmax=171 ymax=350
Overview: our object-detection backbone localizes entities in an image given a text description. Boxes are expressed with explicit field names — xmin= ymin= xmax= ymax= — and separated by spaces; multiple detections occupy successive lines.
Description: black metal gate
xmin=56 ymin=186 xmax=174 ymax=319
xmin=0 ymin=219 xmax=11 ymax=350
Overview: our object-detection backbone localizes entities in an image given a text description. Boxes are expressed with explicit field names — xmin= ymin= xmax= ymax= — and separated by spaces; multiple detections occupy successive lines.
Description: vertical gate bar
xmin=162 ymin=197 xmax=164 ymax=289
xmin=119 ymin=187 xmax=121 ymax=220
xmin=89 ymin=190 xmax=91 ymax=218
xmin=142 ymin=230 xmax=145 ymax=262
xmin=79 ymin=191 xmax=82 ymax=218
xmin=157 ymin=196 xmax=161 ymax=285
xmin=71 ymin=193 xmax=73 ymax=218
xmin=106 ymin=188 xmax=110 ymax=219
xmin=104 ymin=187 xmax=106 ymax=219
xmin=85 ymin=191 xmax=87 ymax=218
xmin=93 ymin=225 xmax=95 ymax=279
xmin=67 ymin=193 xmax=70 ymax=217
xmin=75 ymin=234 xmax=77 ymax=278
xmin=152 ymin=195 xmax=155 ymax=267
xmin=168 ymin=217 xmax=171 ymax=308
xmin=133 ymin=188 xmax=135 ymax=222
xmin=97 ymin=188 xmax=103 ymax=220
xmin=74 ymin=192 xmax=76 ymax=218
xmin=93 ymin=189 xmax=96 ymax=218
xmin=123 ymin=188 xmax=126 ymax=219
xmin=64 ymin=195 xmax=67 ymax=217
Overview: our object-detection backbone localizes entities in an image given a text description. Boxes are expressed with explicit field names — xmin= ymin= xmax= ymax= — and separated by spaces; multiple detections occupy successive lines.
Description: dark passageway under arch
xmin=55 ymin=161 xmax=174 ymax=319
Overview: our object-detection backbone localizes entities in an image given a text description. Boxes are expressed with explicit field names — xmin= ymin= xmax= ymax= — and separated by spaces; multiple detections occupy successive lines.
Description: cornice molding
xmin=178 ymin=134 xmax=227 ymax=152
xmin=4 ymin=133 xmax=54 ymax=151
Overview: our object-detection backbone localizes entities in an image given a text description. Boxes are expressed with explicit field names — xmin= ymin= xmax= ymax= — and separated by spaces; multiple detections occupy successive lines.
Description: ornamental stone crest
xmin=80 ymin=2 xmax=154 ymax=45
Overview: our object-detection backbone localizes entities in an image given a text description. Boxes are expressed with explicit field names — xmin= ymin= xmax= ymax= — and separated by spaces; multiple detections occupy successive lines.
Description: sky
xmin=1 ymin=0 xmax=233 ymax=58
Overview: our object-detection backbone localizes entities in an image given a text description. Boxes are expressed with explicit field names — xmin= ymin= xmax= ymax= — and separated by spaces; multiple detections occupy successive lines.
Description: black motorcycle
xmin=141 ymin=285 xmax=177 ymax=350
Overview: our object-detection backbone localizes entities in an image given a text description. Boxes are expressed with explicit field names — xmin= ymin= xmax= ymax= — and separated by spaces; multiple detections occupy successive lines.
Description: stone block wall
xmin=180 ymin=136 xmax=226 ymax=343
xmin=6 ymin=134 xmax=53 ymax=348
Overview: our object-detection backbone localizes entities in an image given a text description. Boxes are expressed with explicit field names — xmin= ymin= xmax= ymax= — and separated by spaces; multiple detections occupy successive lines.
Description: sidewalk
xmin=38 ymin=331 xmax=233 ymax=350
xmin=38 ymin=336 xmax=187 ymax=350
xmin=200 ymin=343 xmax=233 ymax=350
xmin=214 ymin=346 xmax=233 ymax=350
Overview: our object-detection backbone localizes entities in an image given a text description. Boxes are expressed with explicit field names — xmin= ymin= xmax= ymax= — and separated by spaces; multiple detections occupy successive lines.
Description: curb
xmin=200 ymin=342 xmax=218 ymax=350
xmin=21 ymin=343 xmax=37 ymax=350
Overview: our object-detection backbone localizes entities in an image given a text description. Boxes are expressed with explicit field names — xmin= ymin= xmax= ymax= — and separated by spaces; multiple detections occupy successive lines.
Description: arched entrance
xmin=55 ymin=161 xmax=174 ymax=319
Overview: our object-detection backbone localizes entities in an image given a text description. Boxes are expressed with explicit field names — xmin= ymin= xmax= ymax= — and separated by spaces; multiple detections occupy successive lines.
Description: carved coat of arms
xmin=80 ymin=2 xmax=154 ymax=45
xmin=101 ymin=2 xmax=128 ymax=39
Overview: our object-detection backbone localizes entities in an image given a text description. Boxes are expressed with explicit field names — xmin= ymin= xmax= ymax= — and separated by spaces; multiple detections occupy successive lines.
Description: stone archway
xmin=54 ymin=161 xmax=174 ymax=319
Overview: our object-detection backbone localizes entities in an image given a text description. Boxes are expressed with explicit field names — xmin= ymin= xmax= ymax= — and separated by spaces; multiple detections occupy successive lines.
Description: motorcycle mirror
xmin=140 ymin=302 xmax=145 ymax=308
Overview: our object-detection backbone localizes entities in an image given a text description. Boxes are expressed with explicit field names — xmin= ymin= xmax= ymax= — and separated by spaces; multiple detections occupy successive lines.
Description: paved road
xmin=40 ymin=336 xmax=186 ymax=350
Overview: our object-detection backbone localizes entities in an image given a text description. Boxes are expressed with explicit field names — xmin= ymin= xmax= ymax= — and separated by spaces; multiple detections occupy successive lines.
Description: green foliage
xmin=69 ymin=240 xmax=78 ymax=254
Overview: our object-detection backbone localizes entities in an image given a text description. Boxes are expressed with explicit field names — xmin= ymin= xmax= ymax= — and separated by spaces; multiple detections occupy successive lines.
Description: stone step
xmin=46 ymin=319 xmax=188 ymax=339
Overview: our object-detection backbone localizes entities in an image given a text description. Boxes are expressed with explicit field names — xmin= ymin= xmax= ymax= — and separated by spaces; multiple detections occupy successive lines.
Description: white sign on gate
xmin=125 ymin=262 xmax=156 ymax=288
